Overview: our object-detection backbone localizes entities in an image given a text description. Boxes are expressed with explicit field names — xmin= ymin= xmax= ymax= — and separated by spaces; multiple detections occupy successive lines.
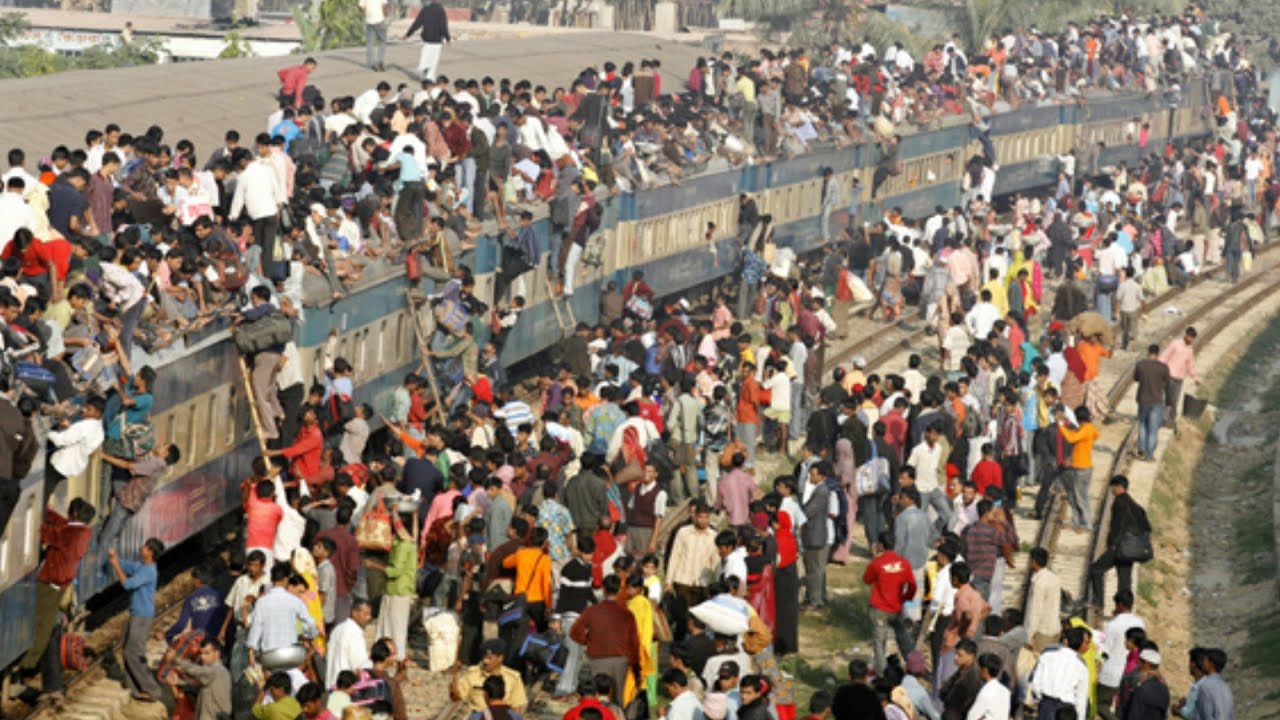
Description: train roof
xmin=0 ymin=30 xmax=706 ymax=158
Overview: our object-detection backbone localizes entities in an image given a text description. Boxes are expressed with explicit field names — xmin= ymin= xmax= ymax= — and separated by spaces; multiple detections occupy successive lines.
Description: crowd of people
xmin=0 ymin=2 xmax=1270 ymax=720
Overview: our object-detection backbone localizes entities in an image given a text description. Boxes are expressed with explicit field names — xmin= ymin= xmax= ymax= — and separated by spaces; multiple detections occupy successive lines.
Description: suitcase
xmin=15 ymin=361 xmax=56 ymax=402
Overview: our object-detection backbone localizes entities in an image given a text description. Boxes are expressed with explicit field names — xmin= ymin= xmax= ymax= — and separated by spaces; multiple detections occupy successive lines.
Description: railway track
xmin=1013 ymin=242 xmax=1280 ymax=623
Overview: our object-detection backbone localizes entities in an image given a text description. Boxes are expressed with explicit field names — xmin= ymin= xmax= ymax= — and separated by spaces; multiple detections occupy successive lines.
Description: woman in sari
xmin=290 ymin=548 xmax=327 ymax=655
xmin=624 ymin=571 xmax=657 ymax=710
xmin=769 ymin=507 xmax=800 ymax=656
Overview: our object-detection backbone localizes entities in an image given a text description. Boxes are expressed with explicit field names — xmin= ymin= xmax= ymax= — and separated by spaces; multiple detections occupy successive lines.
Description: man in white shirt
xmin=716 ymin=531 xmax=748 ymax=589
xmin=942 ymin=313 xmax=971 ymax=376
xmin=353 ymin=81 xmax=394 ymax=125
xmin=0 ymin=177 xmax=34 ymax=256
xmin=967 ymin=653 xmax=1011 ymax=720
xmin=229 ymin=134 xmax=286 ymax=269
xmin=1025 ymin=547 xmax=1062 ymax=653
xmin=1097 ymin=590 xmax=1144 ymax=716
xmin=325 ymin=599 xmax=373 ymax=688
xmin=48 ymin=396 xmax=106 ymax=496
xmin=359 ymin=0 xmax=388 ymax=71
xmin=965 ymin=289 xmax=1002 ymax=339
xmin=1 ymin=150 xmax=39 ymax=193
xmin=272 ymin=492 xmax=307 ymax=565
xmin=662 ymin=668 xmax=705 ymax=720
xmin=1028 ymin=626 xmax=1091 ymax=720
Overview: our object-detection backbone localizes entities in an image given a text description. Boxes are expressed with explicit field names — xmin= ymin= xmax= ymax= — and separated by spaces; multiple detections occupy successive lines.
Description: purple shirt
xmin=716 ymin=468 xmax=755 ymax=526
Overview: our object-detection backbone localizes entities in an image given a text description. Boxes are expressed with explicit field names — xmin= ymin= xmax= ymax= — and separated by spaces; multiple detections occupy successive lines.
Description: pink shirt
xmin=1158 ymin=340 xmax=1198 ymax=381
xmin=716 ymin=468 xmax=755 ymax=526
xmin=424 ymin=488 xmax=460 ymax=534
xmin=244 ymin=494 xmax=282 ymax=549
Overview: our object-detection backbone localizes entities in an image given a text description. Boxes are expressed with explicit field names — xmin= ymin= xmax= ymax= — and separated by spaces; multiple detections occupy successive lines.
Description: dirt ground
xmin=1134 ymin=302 xmax=1280 ymax=719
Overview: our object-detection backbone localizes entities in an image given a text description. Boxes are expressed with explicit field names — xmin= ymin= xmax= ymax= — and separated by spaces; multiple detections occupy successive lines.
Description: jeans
xmin=735 ymin=421 xmax=759 ymax=468
xmin=1066 ymin=467 xmax=1092 ymax=529
xmin=1088 ymin=549 xmax=1133 ymax=605
xmin=554 ymin=631 xmax=585 ymax=695
xmin=99 ymin=494 xmax=132 ymax=553
xmin=923 ymin=487 xmax=953 ymax=534
xmin=1137 ymin=404 xmax=1164 ymax=457
xmin=857 ymin=494 xmax=882 ymax=550
xmin=870 ymin=606 xmax=913 ymax=673
xmin=1226 ymin=252 xmax=1241 ymax=283
xmin=458 ymin=157 xmax=477 ymax=212
xmin=1035 ymin=464 xmax=1061 ymax=518
xmin=364 ymin=22 xmax=386 ymax=67
xmin=802 ymin=546 xmax=828 ymax=607
xmin=1095 ymin=286 xmax=1114 ymax=322
xmin=118 ymin=298 xmax=145 ymax=359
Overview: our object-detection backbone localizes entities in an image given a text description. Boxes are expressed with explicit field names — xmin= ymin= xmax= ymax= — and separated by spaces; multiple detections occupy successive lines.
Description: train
xmin=0 ymin=77 xmax=1216 ymax=672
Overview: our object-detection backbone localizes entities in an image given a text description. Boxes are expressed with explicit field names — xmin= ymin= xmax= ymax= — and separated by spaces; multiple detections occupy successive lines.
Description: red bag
xmin=61 ymin=633 xmax=87 ymax=671
xmin=157 ymin=630 xmax=206 ymax=680
xmin=407 ymin=251 xmax=421 ymax=281
xmin=835 ymin=268 xmax=853 ymax=301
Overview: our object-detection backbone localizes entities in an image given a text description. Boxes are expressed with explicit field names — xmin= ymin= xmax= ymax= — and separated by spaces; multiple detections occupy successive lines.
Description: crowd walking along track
xmin=1012 ymin=241 xmax=1280 ymax=625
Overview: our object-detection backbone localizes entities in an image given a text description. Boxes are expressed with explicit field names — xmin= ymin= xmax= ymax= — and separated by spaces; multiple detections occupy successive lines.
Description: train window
xmin=205 ymin=394 xmax=218 ymax=462
xmin=22 ymin=494 xmax=36 ymax=565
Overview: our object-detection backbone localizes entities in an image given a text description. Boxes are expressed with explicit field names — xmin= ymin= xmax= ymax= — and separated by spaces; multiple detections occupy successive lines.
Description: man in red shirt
xmin=735 ymin=360 xmax=765 ymax=469
xmin=277 ymin=57 xmax=317 ymax=108
xmin=569 ymin=575 xmax=641 ymax=703
xmin=970 ymin=442 xmax=1003 ymax=497
xmin=862 ymin=530 xmax=917 ymax=674
xmin=17 ymin=499 xmax=95 ymax=695
xmin=881 ymin=397 xmax=909 ymax=460
xmin=269 ymin=407 xmax=323 ymax=490
xmin=243 ymin=480 xmax=282 ymax=572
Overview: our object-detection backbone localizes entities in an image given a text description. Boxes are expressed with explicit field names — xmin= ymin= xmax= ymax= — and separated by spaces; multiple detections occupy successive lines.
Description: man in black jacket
xmin=1087 ymin=475 xmax=1151 ymax=610
xmin=831 ymin=658 xmax=885 ymax=720
xmin=405 ymin=0 xmax=450 ymax=81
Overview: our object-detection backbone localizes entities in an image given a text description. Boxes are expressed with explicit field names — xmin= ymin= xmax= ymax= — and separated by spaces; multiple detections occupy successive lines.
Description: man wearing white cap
xmin=1125 ymin=647 xmax=1170 ymax=720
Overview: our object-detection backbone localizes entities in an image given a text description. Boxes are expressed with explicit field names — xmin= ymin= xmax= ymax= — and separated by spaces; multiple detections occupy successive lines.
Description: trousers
xmin=1137 ymin=404 xmax=1164 ymax=457
xmin=1088 ymin=549 xmax=1134 ymax=605
xmin=417 ymin=42 xmax=443 ymax=80
xmin=365 ymin=22 xmax=387 ymax=67
xmin=1066 ymin=467 xmax=1092 ymax=529
xmin=870 ymin=606 xmax=914 ymax=673
xmin=123 ymin=614 xmax=162 ymax=696
xmin=588 ymin=655 xmax=630 ymax=705
xmin=857 ymin=494 xmax=883 ymax=551
xmin=252 ymin=352 xmax=284 ymax=440
xmin=669 ymin=442 xmax=697 ymax=505
xmin=377 ymin=594 xmax=414 ymax=661
xmin=20 ymin=582 xmax=67 ymax=671
xmin=802 ymin=545 xmax=829 ymax=607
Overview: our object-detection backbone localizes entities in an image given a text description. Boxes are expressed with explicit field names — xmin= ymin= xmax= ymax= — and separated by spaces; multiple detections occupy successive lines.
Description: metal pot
xmin=259 ymin=644 xmax=307 ymax=671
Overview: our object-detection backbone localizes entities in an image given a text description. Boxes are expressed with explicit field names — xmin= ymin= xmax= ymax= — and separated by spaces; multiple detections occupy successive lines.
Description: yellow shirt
xmin=452 ymin=665 xmax=528 ymax=713
xmin=737 ymin=75 xmax=757 ymax=103
xmin=982 ymin=279 xmax=1009 ymax=316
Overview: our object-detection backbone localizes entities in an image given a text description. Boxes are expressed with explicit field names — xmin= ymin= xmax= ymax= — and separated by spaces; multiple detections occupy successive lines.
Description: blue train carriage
xmin=20 ymin=78 xmax=1212 ymax=665
xmin=0 ymin=455 xmax=48 ymax=674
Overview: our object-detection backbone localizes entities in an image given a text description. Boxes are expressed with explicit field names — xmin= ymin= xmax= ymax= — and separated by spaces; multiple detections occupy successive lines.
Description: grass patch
xmin=1234 ymin=502 xmax=1276 ymax=585
xmin=1211 ymin=313 xmax=1280 ymax=409
xmin=1137 ymin=576 xmax=1158 ymax=607
xmin=1242 ymin=613 xmax=1280 ymax=669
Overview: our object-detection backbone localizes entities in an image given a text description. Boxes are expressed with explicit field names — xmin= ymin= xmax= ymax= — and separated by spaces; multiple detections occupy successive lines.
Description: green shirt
xmin=252 ymin=697 xmax=301 ymax=720
xmin=385 ymin=537 xmax=418 ymax=596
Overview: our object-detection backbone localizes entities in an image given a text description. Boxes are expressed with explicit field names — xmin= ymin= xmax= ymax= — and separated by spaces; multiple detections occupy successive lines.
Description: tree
xmin=219 ymin=30 xmax=254 ymax=59
xmin=0 ymin=11 xmax=30 ymax=46
xmin=293 ymin=0 xmax=363 ymax=51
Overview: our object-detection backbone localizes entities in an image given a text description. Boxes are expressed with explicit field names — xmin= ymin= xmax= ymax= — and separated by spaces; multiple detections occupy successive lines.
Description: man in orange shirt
xmin=503 ymin=527 xmax=553 ymax=645
xmin=1056 ymin=406 xmax=1099 ymax=531
xmin=735 ymin=360 xmax=766 ymax=469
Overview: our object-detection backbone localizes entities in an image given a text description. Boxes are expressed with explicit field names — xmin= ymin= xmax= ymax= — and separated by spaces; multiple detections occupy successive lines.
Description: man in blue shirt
xmin=107 ymin=537 xmax=165 ymax=702
xmin=270 ymin=109 xmax=302 ymax=153
xmin=164 ymin=563 xmax=225 ymax=644
xmin=246 ymin=563 xmax=319 ymax=667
